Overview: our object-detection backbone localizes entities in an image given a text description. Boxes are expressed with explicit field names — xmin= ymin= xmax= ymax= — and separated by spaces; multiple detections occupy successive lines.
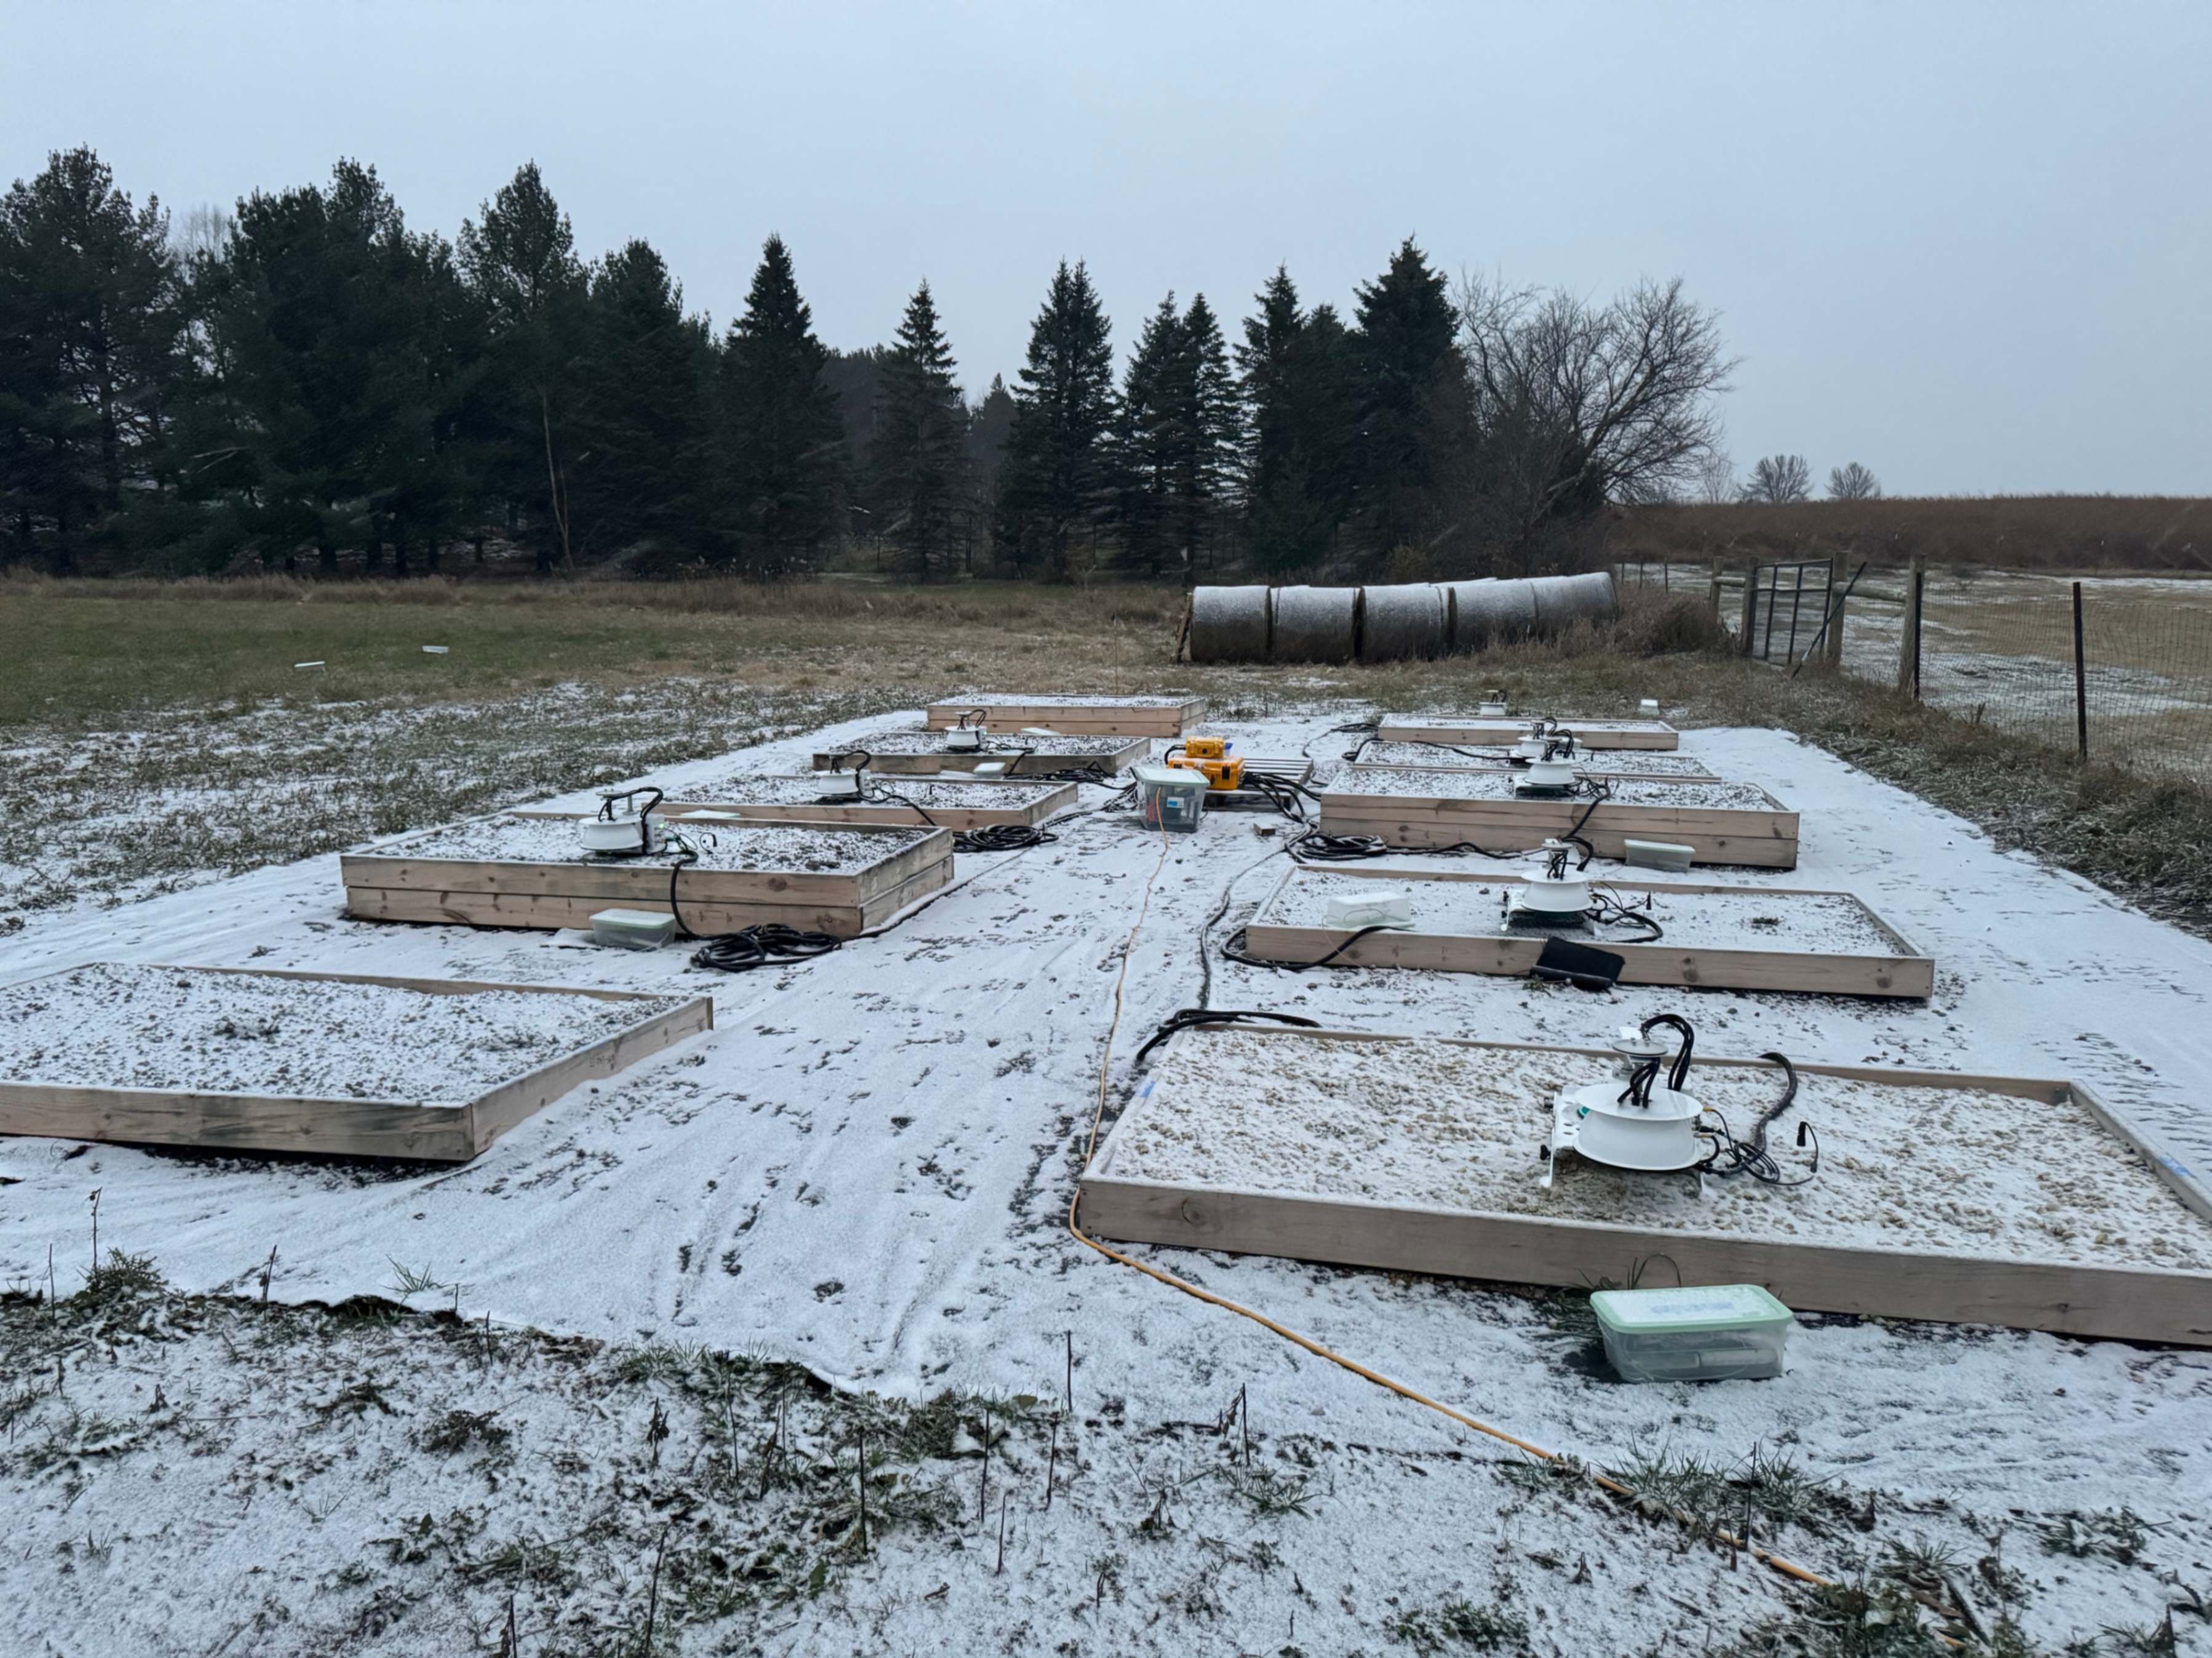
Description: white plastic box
xmin=1324 ymin=888 xmax=1414 ymax=929
xmin=589 ymin=908 xmax=678 ymax=951
xmin=1588 ymin=1283 xmax=1794 ymax=1382
xmin=1132 ymin=764 xmax=1207 ymax=833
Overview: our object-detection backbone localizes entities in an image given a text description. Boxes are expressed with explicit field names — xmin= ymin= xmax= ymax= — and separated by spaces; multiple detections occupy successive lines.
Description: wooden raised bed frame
xmin=811 ymin=736 xmax=1149 ymax=777
xmin=925 ymin=695 xmax=1206 ymax=737
xmin=0 ymin=965 xmax=713 ymax=1162
xmin=1350 ymin=754 xmax=1721 ymax=783
xmin=1079 ymin=1025 xmax=2212 ymax=1347
xmin=343 ymin=818 xmax=953 ymax=937
xmin=645 ymin=780 xmax=1077 ymax=833
xmin=1241 ymin=866 xmax=1933 ymax=998
xmin=1378 ymin=716 xmax=1679 ymax=751
xmin=1317 ymin=779 xmax=1800 ymax=869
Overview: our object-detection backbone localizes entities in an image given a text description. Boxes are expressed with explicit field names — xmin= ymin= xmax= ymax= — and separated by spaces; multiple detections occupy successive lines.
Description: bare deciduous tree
xmin=1694 ymin=451 xmax=1737 ymax=504
xmin=1740 ymin=453 xmax=1812 ymax=503
xmin=1827 ymin=460 xmax=1881 ymax=500
xmin=1456 ymin=274 xmax=1737 ymax=571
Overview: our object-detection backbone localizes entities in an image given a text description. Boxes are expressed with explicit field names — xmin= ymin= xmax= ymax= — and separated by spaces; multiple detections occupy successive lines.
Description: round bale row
xmin=1184 ymin=573 xmax=1615 ymax=663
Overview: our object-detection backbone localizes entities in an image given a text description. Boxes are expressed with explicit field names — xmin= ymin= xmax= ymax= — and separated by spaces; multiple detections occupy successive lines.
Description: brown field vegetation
xmin=1619 ymin=496 xmax=2212 ymax=573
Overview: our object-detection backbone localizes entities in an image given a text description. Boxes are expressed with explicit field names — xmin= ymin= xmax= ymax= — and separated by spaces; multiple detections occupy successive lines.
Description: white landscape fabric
xmin=2 ymin=710 xmax=2210 ymax=1566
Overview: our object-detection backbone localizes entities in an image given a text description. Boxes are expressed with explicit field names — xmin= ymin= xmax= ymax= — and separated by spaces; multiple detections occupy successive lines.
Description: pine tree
xmin=1112 ymin=293 xmax=1187 ymax=579
xmin=0 ymin=146 xmax=186 ymax=572
xmin=1173 ymin=293 xmax=1240 ymax=581
xmin=208 ymin=160 xmax=444 ymax=574
xmin=994 ymin=261 xmax=1116 ymax=578
xmin=1349 ymin=237 xmax=1461 ymax=563
xmin=569 ymin=239 xmax=715 ymax=566
xmin=719 ymin=235 xmax=844 ymax=576
xmin=459 ymin=162 xmax=586 ymax=569
xmin=1235 ymin=269 xmax=1355 ymax=575
xmin=869 ymin=280 xmax=969 ymax=580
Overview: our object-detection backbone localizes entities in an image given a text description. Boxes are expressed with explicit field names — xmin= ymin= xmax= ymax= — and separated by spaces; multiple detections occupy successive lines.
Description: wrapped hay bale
xmin=1357 ymin=584 xmax=1448 ymax=662
xmin=1530 ymin=571 xmax=1617 ymax=630
xmin=1451 ymin=578 xmax=1540 ymax=652
xmin=1187 ymin=585 xmax=1272 ymax=662
xmin=1270 ymin=584 xmax=1359 ymax=663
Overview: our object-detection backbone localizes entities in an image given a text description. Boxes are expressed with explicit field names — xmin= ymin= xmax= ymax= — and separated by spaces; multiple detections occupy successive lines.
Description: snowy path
xmin=3 ymin=710 xmax=2210 ymax=1539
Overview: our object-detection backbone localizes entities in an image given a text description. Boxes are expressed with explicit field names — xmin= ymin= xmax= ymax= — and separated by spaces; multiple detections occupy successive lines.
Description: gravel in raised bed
xmin=1357 ymin=741 xmax=1716 ymax=777
xmin=0 ymin=963 xmax=688 ymax=1103
xmin=1110 ymin=1029 xmax=2212 ymax=1270
xmin=1330 ymin=769 xmax=1778 ymax=811
xmin=673 ymin=773 xmax=1065 ymax=808
xmin=819 ymin=726 xmax=1139 ymax=756
xmin=1255 ymin=871 xmax=1903 ymax=954
xmin=934 ymin=691 xmax=1192 ymax=708
xmin=378 ymin=814 xmax=933 ymax=873
xmin=1394 ymin=715 xmax=1675 ymax=735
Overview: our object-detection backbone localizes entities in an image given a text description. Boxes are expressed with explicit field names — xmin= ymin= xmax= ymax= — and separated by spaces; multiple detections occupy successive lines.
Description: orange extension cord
xmin=1064 ymin=825 xmax=1835 ymax=1595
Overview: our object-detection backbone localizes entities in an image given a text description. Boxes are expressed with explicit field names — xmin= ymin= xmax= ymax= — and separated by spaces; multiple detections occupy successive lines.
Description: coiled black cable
xmin=661 ymin=833 xmax=844 ymax=974
xmin=954 ymin=822 xmax=1060 ymax=854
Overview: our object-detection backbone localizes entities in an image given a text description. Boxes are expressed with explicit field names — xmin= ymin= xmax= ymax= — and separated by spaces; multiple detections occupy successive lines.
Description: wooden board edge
xmin=1236 ymin=922 xmax=1932 ymax=999
xmin=467 ymin=994 xmax=715 ymax=1151
xmin=0 ymin=1081 xmax=479 ymax=1161
xmin=1074 ymin=1173 xmax=2212 ymax=1347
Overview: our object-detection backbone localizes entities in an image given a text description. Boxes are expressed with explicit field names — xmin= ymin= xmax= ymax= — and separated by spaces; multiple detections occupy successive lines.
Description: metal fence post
xmin=1897 ymin=553 xmax=1924 ymax=697
xmin=1739 ymin=561 xmax=1758 ymax=656
xmin=2072 ymin=581 xmax=2088 ymax=761
xmin=1824 ymin=552 xmax=1847 ymax=669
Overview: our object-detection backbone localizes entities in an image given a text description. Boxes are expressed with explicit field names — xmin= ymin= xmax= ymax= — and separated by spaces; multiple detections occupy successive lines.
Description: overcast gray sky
xmin=7 ymin=1 xmax=2207 ymax=497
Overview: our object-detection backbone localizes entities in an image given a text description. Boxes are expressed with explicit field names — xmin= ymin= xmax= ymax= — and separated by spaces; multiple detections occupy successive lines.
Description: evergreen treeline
xmin=1 ymin=148 xmax=1730 ymax=582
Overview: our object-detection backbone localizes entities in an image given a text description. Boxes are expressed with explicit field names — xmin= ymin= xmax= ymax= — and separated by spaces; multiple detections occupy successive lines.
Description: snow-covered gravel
xmin=934 ymin=689 xmax=1197 ymax=708
xmin=1389 ymin=715 xmax=1678 ymax=739
xmin=0 ymin=962 xmax=686 ymax=1101
xmin=1102 ymin=1028 xmax=2212 ymax=1269
xmin=1256 ymin=869 xmax=1905 ymax=954
xmin=1331 ymin=768 xmax=1781 ymax=810
xmin=818 ymin=724 xmax=1140 ymax=756
xmin=668 ymin=772 xmax=1066 ymax=809
xmin=1356 ymin=740 xmax=1719 ymax=777
xmin=373 ymin=812 xmax=933 ymax=873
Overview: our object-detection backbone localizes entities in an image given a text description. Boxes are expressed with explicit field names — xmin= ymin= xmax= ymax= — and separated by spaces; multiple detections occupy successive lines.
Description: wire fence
xmin=1622 ymin=559 xmax=2212 ymax=790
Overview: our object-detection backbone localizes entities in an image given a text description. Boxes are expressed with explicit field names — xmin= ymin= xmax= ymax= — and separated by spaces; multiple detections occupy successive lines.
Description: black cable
xmin=1586 ymin=884 xmax=1664 ymax=942
xmin=1699 ymin=1052 xmax=1819 ymax=1186
xmin=1288 ymin=828 xmax=1531 ymax=863
xmin=661 ymin=833 xmax=844 ymax=974
xmin=954 ymin=822 xmax=1060 ymax=854
xmin=1621 ymin=1012 xmax=1697 ymax=1108
xmin=1133 ymin=1007 xmax=1321 ymax=1066
xmin=1219 ymin=922 xmax=1397 ymax=972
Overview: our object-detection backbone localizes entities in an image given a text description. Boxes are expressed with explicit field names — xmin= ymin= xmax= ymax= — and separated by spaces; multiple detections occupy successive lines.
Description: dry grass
xmin=4 ymin=575 xmax=2210 ymax=937
xmin=1621 ymin=496 xmax=2212 ymax=573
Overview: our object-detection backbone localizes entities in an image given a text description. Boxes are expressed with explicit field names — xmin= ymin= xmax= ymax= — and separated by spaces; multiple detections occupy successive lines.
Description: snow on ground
xmin=4 ymin=707 xmax=2211 ymax=1652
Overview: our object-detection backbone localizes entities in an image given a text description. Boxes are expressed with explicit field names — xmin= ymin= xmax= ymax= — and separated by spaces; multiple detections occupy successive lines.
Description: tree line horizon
xmin=7 ymin=147 xmax=1771 ymax=585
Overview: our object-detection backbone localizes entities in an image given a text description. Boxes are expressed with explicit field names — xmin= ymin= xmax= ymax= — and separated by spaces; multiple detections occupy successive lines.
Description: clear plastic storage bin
xmin=1589 ymin=1283 xmax=1794 ymax=1382
xmin=1132 ymin=764 xmax=1207 ymax=833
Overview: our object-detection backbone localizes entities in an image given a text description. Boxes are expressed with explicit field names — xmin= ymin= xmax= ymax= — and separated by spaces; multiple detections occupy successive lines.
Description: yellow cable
xmin=1065 ymin=821 xmax=1835 ymax=1595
